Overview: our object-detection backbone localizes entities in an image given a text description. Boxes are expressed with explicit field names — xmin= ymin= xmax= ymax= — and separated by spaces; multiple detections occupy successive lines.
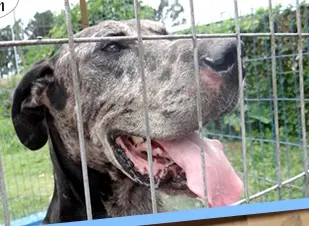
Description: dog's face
xmin=12 ymin=20 xmax=245 ymax=208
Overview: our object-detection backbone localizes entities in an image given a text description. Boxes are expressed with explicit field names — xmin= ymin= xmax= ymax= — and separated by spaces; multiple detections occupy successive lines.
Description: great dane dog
xmin=11 ymin=20 xmax=245 ymax=224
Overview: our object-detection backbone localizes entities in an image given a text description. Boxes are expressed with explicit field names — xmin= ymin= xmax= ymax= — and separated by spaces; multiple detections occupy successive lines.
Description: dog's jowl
xmin=11 ymin=19 xmax=245 ymax=224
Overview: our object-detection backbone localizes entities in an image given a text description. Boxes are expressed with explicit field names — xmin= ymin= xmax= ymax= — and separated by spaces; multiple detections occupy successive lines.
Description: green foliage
xmin=0 ymin=75 xmax=21 ymax=118
xmin=0 ymin=26 xmax=15 ymax=77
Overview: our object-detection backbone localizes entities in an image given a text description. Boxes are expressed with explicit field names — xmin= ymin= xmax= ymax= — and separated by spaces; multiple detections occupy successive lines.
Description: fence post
xmin=80 ymin=0 xmax=89 ymax=29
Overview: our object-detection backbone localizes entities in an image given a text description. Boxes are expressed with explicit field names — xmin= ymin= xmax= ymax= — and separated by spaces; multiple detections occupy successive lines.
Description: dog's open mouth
xmin=110 ymin=132 xmax=243 ymax=207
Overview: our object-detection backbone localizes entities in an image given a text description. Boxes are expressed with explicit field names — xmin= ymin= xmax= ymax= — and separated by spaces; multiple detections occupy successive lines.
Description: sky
xmin=0 ymin=0 xmax=306 ymax=32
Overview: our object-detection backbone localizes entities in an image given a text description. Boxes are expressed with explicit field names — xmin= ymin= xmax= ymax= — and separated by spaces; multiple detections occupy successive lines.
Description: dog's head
xmin=12 ymin=20 xmax=245 ymax=208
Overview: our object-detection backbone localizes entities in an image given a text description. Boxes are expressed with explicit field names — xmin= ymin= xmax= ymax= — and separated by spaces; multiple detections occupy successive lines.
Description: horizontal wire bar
xmin=235 ymin=171 xmax=308 ymax=192
xmin=245 ymin=98 xmax=309 ymax=102
xmin=232 ymin=170 xmax=309 ymax=205
xmin=206 ymin=133 xmax=309 ymax=148
xmin=245 ymin=52 xmax=309 ymax=62
xmin=2 ymin=32 xmax=309 ymax=47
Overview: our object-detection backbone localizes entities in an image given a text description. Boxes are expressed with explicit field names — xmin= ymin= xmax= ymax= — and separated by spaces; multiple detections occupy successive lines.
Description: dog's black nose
xmin=199 ymin=39 xmax=245 ymax=72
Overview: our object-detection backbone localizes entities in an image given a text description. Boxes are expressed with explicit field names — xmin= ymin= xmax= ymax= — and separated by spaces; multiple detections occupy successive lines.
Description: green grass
xmin=0 ymin=75 xmax=54 ymax=223
xmin=224 ymin=140 xmax=307 ymax=203
xmin=0 ymin=75 xmax=308 ymax=223
xmin=0 ymin=118 xmax=53 ymax=222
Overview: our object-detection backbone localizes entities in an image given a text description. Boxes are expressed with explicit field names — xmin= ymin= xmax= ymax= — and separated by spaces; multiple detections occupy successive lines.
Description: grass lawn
xmin=0 ymin=118 xmax=53 ymax=222
xmin=0 ymin=75 xmax=308 ymax=223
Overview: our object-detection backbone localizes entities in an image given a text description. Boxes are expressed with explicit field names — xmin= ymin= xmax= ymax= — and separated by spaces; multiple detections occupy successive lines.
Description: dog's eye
xmin=102 ymin=42 xmax=123 ymax=53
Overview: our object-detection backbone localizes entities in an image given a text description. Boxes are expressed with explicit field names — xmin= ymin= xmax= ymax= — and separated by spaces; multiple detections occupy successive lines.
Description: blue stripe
xmin=4 ymin=198 xmax=309 ymax=226
xmin=0 ymin=211 xmax=46 ymax=226
xmin=48 ymin=198 xmax=309 ymax=226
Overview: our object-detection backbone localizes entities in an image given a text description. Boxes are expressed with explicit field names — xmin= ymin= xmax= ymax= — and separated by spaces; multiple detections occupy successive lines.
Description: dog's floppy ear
xmin=141 ymin=20 xmax=169 ymax=35
xmin=11 ymin=60 xmax=54 ymax=151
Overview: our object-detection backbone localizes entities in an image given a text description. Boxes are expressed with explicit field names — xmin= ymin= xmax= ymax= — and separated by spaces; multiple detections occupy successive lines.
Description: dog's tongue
xmin=157 ymin=132 xmax=243 ymax=207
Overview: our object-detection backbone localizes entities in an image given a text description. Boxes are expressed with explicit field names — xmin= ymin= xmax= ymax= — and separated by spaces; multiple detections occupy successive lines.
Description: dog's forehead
xmin=74 ymin=19 xmax=167 ymax=38
xmin=75 ymin=20 xmax=136 ymax=38
xmin=56 ymin=20 xmax=167 ymax=64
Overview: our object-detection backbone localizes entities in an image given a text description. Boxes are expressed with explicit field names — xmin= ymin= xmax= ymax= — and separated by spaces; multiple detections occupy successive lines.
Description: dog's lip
xmin=107 ymin=131 xmax=191 ymax=189
xmin=108 ymin=130 xmax=185 ymax=142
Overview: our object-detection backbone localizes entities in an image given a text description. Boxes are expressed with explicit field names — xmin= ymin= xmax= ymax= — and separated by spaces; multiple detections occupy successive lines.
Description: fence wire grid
xmin=0 ymin=0 xmax=309 ymax=225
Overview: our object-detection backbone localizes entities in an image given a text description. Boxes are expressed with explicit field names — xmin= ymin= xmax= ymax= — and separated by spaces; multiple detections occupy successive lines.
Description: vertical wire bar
xmin=296 ymin=0 xmax=309 ymax=197
xmin=11 ymin=11 xmax=20 ymax=75
xmin=133 ymin=0 xmax=157 ymax=213
xmin=0 ymin=158 xmax=10 ymax=226
xmin=64 ymin=0 xmax=93 ymax=219
xmin=268 ymin=0 xmax=282 ymax=200
xmin=188 ymin=0 xmax=208 ymax=207
xmin=276 ymin=15 xmax=292 ymax=199
xmin=233 ymin=0 xmax=249 ymax=204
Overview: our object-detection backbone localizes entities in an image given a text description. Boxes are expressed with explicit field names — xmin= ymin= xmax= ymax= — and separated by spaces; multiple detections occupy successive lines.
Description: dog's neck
xmin=42 ymin=113 xmax=161 ymax=224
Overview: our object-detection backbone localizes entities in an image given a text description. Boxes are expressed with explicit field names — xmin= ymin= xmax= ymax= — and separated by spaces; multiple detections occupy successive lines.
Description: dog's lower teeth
xmin=126 ymin=160 xmax=134 ymax=169
xmin=116 ymin=147 xmax=123 ymax=154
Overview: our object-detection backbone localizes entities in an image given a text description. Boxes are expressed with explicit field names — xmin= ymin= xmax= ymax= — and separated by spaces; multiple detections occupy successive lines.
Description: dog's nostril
xmin=199 ymin=39 xmax=245 ymax=72
xmin=200 ymin=51 xmax=236 ymax=72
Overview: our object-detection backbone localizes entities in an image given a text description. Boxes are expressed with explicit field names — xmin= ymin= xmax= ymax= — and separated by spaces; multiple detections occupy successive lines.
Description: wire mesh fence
xmin=0 ymin=0 xmax=308 ymax=225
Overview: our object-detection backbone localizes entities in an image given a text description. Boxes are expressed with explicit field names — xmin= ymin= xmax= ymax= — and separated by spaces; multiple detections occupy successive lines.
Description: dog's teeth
xmin=116 ymin=148 xmax=123 ymax=154
xmin=153 ymin=147 xmax=163 ymax=156
xmin=131 ymin=136 xmax=144 ymax=144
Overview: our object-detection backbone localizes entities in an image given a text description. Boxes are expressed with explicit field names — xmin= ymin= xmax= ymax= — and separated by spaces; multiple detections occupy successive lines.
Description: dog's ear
xmin=11 ymin=60 xmax=54 ymax=151
xmin=141 ymin=20 xmax=169 ymax=35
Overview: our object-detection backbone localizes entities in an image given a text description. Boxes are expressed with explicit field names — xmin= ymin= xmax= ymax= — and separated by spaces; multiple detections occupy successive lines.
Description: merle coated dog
xmin=11 ymin=19 xmax=245 ymax=224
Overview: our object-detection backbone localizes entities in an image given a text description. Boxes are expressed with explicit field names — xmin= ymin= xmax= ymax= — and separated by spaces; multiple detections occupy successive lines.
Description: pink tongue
xmin=157 ymin=132 xmax=243 ymax=207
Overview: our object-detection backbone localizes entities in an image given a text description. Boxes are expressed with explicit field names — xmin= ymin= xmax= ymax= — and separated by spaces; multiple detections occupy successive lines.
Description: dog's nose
xmin=199 ymin=39 xmax=245 ymax=72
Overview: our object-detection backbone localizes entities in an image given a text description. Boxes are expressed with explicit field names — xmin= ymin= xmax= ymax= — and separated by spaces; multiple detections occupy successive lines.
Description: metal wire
xmin=64 ymin=0 xmax=93 ymax=220
xmin=296 ymin=0 xmax=309 ymax=198
xmin=233 ymin=0 xmax=249 ymax=204
xmin=133 ymin=0 xmax=157 ymax=213
xmin=0 ymin=158 xmax=10 ymax=226
xmin=235 ymin=171 xmax=309 ymax=193
xmin=4 ymin=32 xmax=309 ymax=47
xmin=207 ymin=133 xmax=309 ymax=148
xmin=268 ymin=0 xmax=282 ymax=200
xmin=232 ymin=169 xmax=309 ymax=205
xmin=2 ymin=1 xmax=309 ymax=224
xmin=188 ymin=0 xmax=208 ymax=208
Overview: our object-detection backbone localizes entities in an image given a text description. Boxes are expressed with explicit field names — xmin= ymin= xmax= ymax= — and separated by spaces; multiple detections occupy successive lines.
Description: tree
xmin=23 ymin=0 xmax=157 ymax=67
xmin=155 ymin=0 xmax=186 ymax=27
xmin=14 ymin=0 xmax=186 ymax=68
xmin=49 ymin=0 xmax=156 ymax=38
xmin=0 ymin=26 xmax=16 ymax=78
xmin=24 ymin=11 xmax=54 ymax=39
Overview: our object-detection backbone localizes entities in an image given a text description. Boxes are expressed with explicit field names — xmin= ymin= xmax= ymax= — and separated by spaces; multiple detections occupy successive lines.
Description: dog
xmin=11 ymin=19 xmax=245 ymax=224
